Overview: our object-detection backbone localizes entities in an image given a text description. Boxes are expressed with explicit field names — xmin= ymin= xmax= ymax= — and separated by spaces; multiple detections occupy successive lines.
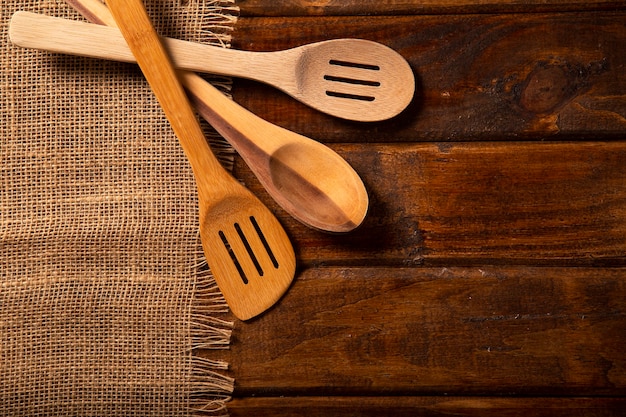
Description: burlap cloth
xmin=1 ymin=0 xmax=238 ymax=415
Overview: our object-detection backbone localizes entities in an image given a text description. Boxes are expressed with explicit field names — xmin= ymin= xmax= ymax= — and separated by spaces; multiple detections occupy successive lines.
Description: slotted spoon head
xmin=199 ymin=194 xmax=296 ymax=320
xmin=293 ymin=38 xmax=415 ymax=122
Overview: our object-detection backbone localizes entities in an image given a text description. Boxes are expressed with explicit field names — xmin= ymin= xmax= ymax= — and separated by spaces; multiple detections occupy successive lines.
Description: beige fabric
xmin=1 ymin=0 xmax=237 ymax=415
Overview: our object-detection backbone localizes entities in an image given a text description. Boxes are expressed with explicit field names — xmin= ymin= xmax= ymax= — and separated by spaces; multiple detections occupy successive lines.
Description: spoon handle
xmin=9 ymin=11 xmax=285 ymax=82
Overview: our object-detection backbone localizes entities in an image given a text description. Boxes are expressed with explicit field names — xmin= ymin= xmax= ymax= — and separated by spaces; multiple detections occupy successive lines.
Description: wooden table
xmin=201 ymin=1 xmax=626 ymax=415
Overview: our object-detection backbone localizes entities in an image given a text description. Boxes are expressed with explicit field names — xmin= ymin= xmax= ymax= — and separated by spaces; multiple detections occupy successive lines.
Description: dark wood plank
xmin=232 ymin=13 xmax=626 ymax=141
xmin=223 ymin=6 xmax=626 ymax=416
xmin=214 ymin=267 xmax=626 ymax=396
xmin=237 ymin=0 xmax=626 ymax=16
xmin=233 ymin=142 xmax=626 ymax=267
xmin=228 ymin=396 xmax=626 ymax=417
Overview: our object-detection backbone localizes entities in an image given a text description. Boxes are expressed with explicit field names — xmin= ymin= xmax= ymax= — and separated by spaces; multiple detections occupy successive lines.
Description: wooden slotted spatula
xmin=103 ymin=0 xmax=295 ymax=320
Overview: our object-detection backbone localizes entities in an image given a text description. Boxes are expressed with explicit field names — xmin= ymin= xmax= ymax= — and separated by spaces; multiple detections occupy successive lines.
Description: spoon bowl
xmin=181 ymin=71 xmax=369 ymax=233
xmin=268 ymin=141 xmax=367 ymax=232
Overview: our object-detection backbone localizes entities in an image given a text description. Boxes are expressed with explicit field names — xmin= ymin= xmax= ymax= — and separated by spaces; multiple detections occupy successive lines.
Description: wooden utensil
xmin=101 ymin=0 xmax=295 ymax=320
xmin=9 ymin=11 xmax=414 ymax=122
xmin=12 ymin=9 xmax=369 ymax=233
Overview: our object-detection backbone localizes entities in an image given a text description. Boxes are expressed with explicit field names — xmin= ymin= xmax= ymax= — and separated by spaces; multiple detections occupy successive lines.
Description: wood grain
xmin=227 ymin=396 xmax=626 ymax=417
xmin=237 ymin=0 xmax=626 ymax=16
xmin=234 ymin=142 xmax=626 ymax=267
xmin=220 ymin=3 xmax=626 ymax=415
xmin=214 ymin=267 xmax=626 ymax=396
xmin=232 ymin=13 xmax=626 ymax=141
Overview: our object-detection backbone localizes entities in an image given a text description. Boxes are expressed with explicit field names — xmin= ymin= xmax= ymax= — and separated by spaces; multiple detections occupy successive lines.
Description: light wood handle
xmin=9 ymin=11 xmax=258 ymax=79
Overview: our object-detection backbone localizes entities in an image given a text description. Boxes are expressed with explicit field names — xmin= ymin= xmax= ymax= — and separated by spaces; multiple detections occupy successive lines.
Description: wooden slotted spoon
xmin=102 ymin=0 xmax=295 ymax=320
xmin=11 ymin=8 xmax=369 ymax=233
xmin=9 ymin=11 xmax=414 ymax=122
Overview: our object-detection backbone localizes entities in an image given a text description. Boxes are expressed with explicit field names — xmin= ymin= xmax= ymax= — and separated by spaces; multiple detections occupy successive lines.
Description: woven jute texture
xmin=1 ymin=0 xmax=237 ymax=415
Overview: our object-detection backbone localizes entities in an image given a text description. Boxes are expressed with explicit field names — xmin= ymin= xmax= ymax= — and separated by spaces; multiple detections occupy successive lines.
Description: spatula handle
xmin=103 ymin=0 xmax=230 ymax=194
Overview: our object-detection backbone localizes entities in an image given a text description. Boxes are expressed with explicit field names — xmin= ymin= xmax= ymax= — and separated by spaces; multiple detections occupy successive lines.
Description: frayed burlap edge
xmin=189 ymin=266 xmax=235 ymax=415
xmin=170 ymin=2 xmax=239 ymax=414
xmin=174 ymin=2 xmax=239 ymax=415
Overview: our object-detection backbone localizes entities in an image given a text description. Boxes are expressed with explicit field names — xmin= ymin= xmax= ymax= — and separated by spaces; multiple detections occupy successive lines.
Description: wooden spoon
xmin=102 ymin=0 xmax=295 ymax=321
xmin=16 ymin=7 xmax=369 ymax=233
xmin=9 ymin=11 xmax=414 ymax=122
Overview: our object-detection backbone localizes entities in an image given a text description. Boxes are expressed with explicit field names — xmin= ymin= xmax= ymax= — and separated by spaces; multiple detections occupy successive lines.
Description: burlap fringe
xmin=192 ymin=267 xmax=233 ymax=350
xmin=198 ymin=1 xmax=239 ymax=48
xmin=189 ymin=60 xmax=238 ymax=417
xmin=182 ymin=0 xmax=239 ymax=417
xmin=188 ymin=2 xmax=238 ymax=415
xmin=189 ymin=261 xmax=235 ymax=416
xmin=189 ymin=356 xmax=235 ymax=416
